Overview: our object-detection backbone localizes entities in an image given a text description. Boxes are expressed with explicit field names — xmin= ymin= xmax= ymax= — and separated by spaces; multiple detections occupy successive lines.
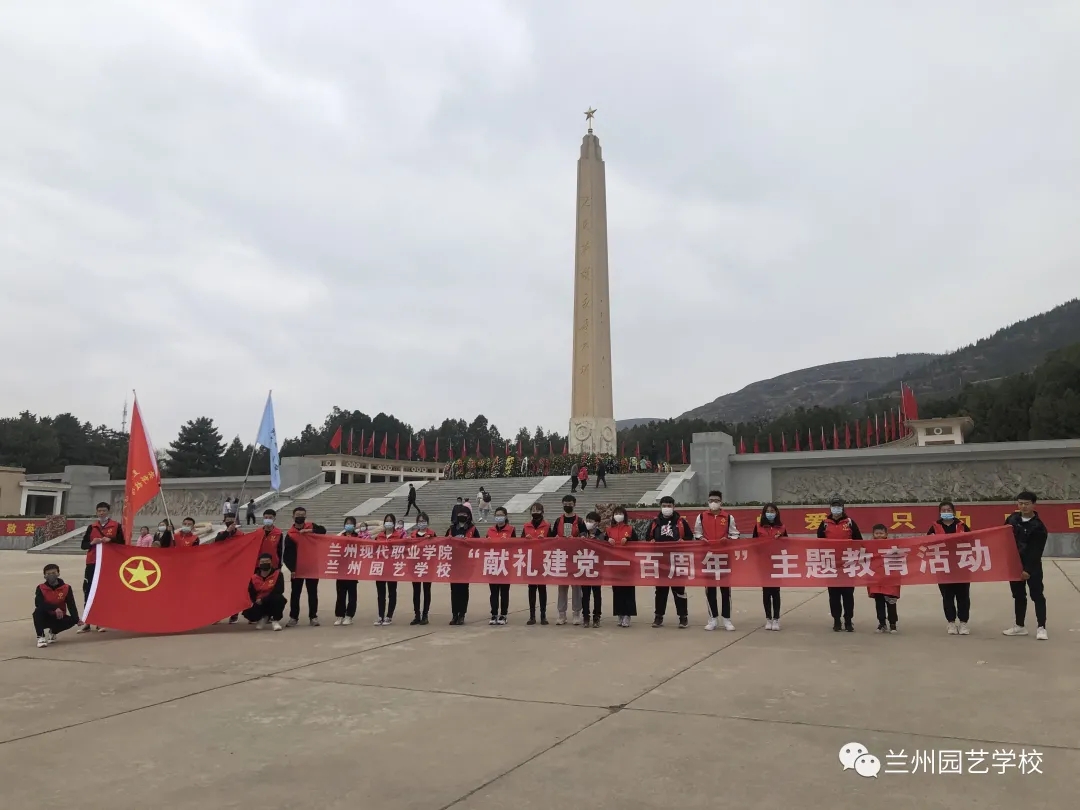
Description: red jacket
xmin=81 ymin=519 xmax=123 ymax=564
xmin=698 ymin=510 xmax=734 ymax=541
xmin=521 ymin=520 xmax=549 ymax=539
xmin=486 ymin=524 xmax=516 ymax=539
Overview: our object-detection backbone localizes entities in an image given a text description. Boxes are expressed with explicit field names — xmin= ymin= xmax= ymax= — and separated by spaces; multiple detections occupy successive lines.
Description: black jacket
xmin=1005 ymin=511 xmax=1048 ymax=572
xmin=547 ymin=515 xmax=588 ymax=538
xmin=816 ymin=514 xmax=863 ymax=540
xmin=35 ymin=578 xmax=80 ymax=621
xmin=248 ymin=568 xmax=286 ymax=602
xmin=646 ymin=512 xmax=694 ymax=542
xmin=282 ymin=523 xmax=327 ymax=571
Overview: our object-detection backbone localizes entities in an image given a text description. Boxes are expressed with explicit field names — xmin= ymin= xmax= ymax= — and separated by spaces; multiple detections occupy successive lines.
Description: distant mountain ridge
xmin=675 ymin=298 xmax=1080 ymax=424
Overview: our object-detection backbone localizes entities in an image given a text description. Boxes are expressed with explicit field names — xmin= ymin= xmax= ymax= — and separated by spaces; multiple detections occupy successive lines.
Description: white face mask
xmin=384 ymin=522 xmax=395 ymax=531
xmin=613 ymin=514 xmax=625 ymax=523
xmin=157 ymin=525 xmax=166 ymax=532
xmin=830 ymin=506 xmax=843 ymax=517
xmin=180 ymin=525 xmax=192 ymax=533
xmin=764 ymin=512 xmax=777 ymax=522
xmin=708 ymin=501 xmax=722 ymax=511
xmin=661 ymin=507 xmax=674 ymax=517
xmin=585 ymin=521 xmax=596 ymax=532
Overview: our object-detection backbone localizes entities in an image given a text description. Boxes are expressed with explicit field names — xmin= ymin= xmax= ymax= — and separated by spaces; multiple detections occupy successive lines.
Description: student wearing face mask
xmin=579 ymin=512 xmax=605 ymax=627
xmin=693 ymin=490 xmax=739 ymax=631
xmin=752 ymin=504 xmax=788 ymax=630
xmin=646 ymin=496 xmax=694 ymax=628
xmin=929 ymin=501 xmax=972 ymax=635
xmin=283 ymin=506 xmax=326 ymax=627
xmin=446 ymin=509 xmax=480 ymax=624
xmin=243 ymin=553 xmax=285 ymax=631
xmin=1003 ymin=490 xmax=1049 ymax=640
xmin=174 ymin=517 xmax=199 ymax=548
xmin=34 ymin=564 xmax=80 ymax=647
xmin=356 ymin=522 xmax=372 ymax=539
xmin=214 ymin=514 xmax=249 ymax=624
xmin=486 ymin=507 xmax=515 ymax=625
xmin=606 ymin=506 xmax=637 ymax=627
xmin=373 ymin=514 xmax=404 ymax=626
xmin=409 ymin=512 xmax=436 ymax=625
xmin=334 ymin=518 xmax=360 ymax=626
xmin=817 ymin=496 xmax=862 ymax=632
xmin=151 ymin=521 xmax=174 ymax=548
xmin=77 ymin=501 xmax=124 ymax=634
xmin=256 ymin=509 xmax=283 ymax=568
xmin=548 ymin=494 xmax=587 ymax=625
xmin=522 ymin=503 xmax=550 ymax=625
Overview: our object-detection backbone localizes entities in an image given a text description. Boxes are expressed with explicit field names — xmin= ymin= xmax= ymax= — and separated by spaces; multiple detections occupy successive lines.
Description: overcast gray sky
xmin=3 ymin=1 xmax=1079 ymax=447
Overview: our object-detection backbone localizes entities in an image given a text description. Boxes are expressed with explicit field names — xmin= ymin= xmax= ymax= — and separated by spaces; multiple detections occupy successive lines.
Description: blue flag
xmin=256 ymin=392 xmax=281 ymax=491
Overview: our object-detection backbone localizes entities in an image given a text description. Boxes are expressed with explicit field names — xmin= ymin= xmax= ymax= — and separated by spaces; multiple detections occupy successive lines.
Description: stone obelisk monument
xmin=569 ymin=108 xmax=616 ymax=455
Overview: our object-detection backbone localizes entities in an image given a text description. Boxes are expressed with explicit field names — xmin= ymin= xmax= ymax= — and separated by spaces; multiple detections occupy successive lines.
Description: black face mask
xmin=563 ymin=505 xmax=574 ymax=514
xmin=294 ymin=517 xmax=306 ymax=525
xmin=457 ymin=518 xmax=468 ymax=525
xmin=531 ymin=514 xmax=543 ymax=526
xmin=45 ymin=574 xmax=59 ymax=585
xmin=259 ymin=565 xmax=272 ymax=574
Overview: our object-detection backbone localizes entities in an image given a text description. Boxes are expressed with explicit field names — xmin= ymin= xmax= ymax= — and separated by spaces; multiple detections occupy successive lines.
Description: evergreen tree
xmin=165 ymin=417 xmax=225 ymax=477
xmin=221 ymin=436 xmax=250 ymax=476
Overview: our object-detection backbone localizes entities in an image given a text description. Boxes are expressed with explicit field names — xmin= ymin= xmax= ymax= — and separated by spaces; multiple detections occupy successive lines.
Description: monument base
xmin=568 ymin=417 xmax=617 ymax=455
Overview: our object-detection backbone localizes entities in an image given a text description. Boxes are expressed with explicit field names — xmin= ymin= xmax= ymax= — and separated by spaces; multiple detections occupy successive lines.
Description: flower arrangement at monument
xmin=440 ymin=452 xmax=628 ymax=479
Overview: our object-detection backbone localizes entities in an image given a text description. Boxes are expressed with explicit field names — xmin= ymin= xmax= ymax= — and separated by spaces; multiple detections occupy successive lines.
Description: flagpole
xmin=238 ymin=389 xmax=269 ymax=507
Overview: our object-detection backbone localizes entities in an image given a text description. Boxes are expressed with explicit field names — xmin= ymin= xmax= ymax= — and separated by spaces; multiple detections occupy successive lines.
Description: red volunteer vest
xmin=251 ymin=570 xmax=280 ymax=600
xmin=174 ymin=529 xmax=199 ymax=548
xmin=755 ymin=521 xmax=787 ymax=539
xmin=258 ymin=527 xmax=283 ymax=566
xmin=38 ymin=582 xmax=71 ymax=613
xmin=521 ymin=521 xmax=549 ymax=539
xmin=85 ymin=519 xmax=121 ymax=563
xmin=486 ymin=524 xmax=515 ymax=539
xmin=931 ymin=521 xmax=968 ymax=534
xmin=551 ymin=516 xmax=582 ymax=538
xmin=606 ymin=522 xmax=634 ymax=543
xmin=698 ymin=510 xmax=733 ymax=541
xmin=821 ymin=517 xmax=854 ymax=539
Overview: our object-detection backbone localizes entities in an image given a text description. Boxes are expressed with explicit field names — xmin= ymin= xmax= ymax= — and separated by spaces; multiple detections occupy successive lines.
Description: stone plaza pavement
xmin=1 ymin=551 xmax=1078 ymax=809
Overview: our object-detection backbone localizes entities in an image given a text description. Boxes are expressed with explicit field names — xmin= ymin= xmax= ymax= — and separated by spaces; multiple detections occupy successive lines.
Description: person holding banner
xmin=447 ymin=510 xmax=480 ymax=625
xmin=373 ymin=514 xmax=405 ymax=626
xmin=34 ymin=563 xmax=80 ymax=646
xmin=580 ymin=512 xmax=605 ymax=627
xmin=243 ymin=553 xmax=285 ymax=631
xmin=752 ymin=504 xmax=787 ymax=630
xmin=549 ymin=494 xmax=587 ymax=625
xmin=77 ymin=502 xmax=124 ymax=634
xmin=409 ymin=512 xmax=436 ymax=625
xmin=694 ymin=490 xmax=739 ymax=631
xmin=486 ymin=507 xmax=515 ymax=625
xmin=255 ymin=509 xmax=284 ymax=568
xmin=284 ymin=507 xmax=326 ymax=627
xmin=929 ymin=501 xmax=972 ymax=635
xmin=1004 ymin=491 xmax=1049 ymax=640
xmin=173 ymin=517 xmax=200 ymax=548
xmin=334 ymin=518 xmax=360 ymax=626
xmin=817 ymin=496 xmax=862 ymax=632
xmin=523 ymin=503 xmax=550 ymax=625
xmin=646 ymin=496 xmax=694 ymax=629
xmin=606 ymin=506 xmax=637 ymax=627
xmin=867 ymin=524 xmax=900 ymax=634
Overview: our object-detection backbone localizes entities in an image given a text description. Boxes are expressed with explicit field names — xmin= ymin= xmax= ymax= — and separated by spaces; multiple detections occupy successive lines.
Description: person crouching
xmin=244 ymin=553 xmax=286 ymax=631
xmin=34 ymin=564 xmax=80 ymax=647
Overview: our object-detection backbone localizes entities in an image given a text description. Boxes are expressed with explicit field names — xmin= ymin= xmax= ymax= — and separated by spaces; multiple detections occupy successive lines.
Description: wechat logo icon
xmin=839 ymin=742 xmax=881 ymax=778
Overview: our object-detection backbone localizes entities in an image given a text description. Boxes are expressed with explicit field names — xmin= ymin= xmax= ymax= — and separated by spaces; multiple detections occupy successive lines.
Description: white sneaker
xmin=44 ymin=629 xmax=55 ymax=644
xmin=773 ymin=619 xmax=780 ymax=631
xmin=309 ymin=617 xmax=320 ymax=627
xmin=765 ymin=619 xmax=775 ymax=631
xmin=947 ymin=622 xmax=959 ymax=635
xmin=958 ymin=622 xmax=970 ymax=635
xmin=333 ymin=618 xmax=344 ymax=626
xmin=374 ymin=617 xmax=384 ymax=626
xmin=255 ymin=618 xmax=268 ymax=630
xmin=572 ymin=612 xmax=581 ymax=626
xmin=36 ymin=636 xmax=48 ymax=648
xmin=76 ymin=624 xmax=91 ymax=634
xmin=556 ymin=613 xmax=567 ymax=626
xmin=1036 ymin=627 xmax=1048 ymax=641
xmin=342 ymin=616 xmax=353 ymax=626
xmin=722 ymin=618 xmax=736 ymax=631
xmin=1003 ymin=625 xmax=1028 ymax=636
xmin=704 ymin=617 xmax=718 ymax=631
xmin=489 ymin=616 xmax=498 ymax=626
xmin=272 ymin=621 xmax=283 ymax=631
xmin=285 ymin=618 xmax=298 ymax=627
xmin=96 ymin=626 xmax=107 ymax=633
xmin=382 ymin=616 xmax=392 ymax=626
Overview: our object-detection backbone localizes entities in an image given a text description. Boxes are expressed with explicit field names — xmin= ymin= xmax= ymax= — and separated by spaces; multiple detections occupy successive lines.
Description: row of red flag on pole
xmin=737 ymin=399 xmax=919 ymax=455
xmin=329 ymin=428 xmax=577 ymax=463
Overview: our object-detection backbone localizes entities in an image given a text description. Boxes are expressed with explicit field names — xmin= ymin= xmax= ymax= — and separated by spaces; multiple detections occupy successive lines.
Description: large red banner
xmin=625 ymin=503 xmax=1080 ymax=534
xmin=293 ymin=526 xmax=1021 ymax=587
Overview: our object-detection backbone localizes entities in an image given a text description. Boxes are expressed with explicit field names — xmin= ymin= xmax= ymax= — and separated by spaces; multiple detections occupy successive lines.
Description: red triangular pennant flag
xmin=738 ymin=436 xmax=746 ymax=454
xmin=379 ymin=433 xmax=388 ymax=457
xmin=395 ymin=434 xmax=400 ymax=460
xmin=768 ymin=435 xmax=775 ymax=453
xmin=855 ymin=420 xmax=861 ymax=449
xmin=781 ymin=432 xmax=788 ymax=452
xmin=752 ymin=437 xmax=759 ymax=453
xmin=366 ymin=432 xmax=375 ymax=456
xmin=845 ymin=423 xmax=851 ymax=449
xmin=418 ymin=437 xmax=427 ymax=461
xmin=795 ymin=431 xmax=801 ymax=451
xmin=681 ymin=440 xmax=687 ymax=464
xmin=359 ymin=429 xmax=364 ymax=456
xmin=562 ymin=441 xmax=568 ymax=456
xmin=347 ymin=428 xmax=353 ymax=456
xmin=808 ymin=430 xmax=814 ymax=451
xmin=329 ymin=425 xmax=342 ymax=452
xmin=123 ymin=396 xmax=161 ymax=544
xmin=406 ymin=435 xmax=412 ymax=460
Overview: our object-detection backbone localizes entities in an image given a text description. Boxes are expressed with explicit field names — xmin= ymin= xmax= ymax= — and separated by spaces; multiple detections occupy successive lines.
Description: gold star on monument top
xmin=584 ymin=107 xmax=597 ymax=130
xmin=120 ymin=556 xmax=161 ymax=592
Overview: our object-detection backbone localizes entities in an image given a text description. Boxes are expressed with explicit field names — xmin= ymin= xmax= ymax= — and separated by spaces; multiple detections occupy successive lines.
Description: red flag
xmin=902 ymin=383 xmax=920 ymax=423
xmin=407 ymin=435 xmax=412 ymax=460
xmin=366 ymin=432 xmax=375 ymax=456
xmin=418 ymin=437 xmax=427 ymax=461
xmin=855 ymin=420 xmax=861 ymax=449
xmin=379 ymin=433 xmax=388 ymax=457
xmin=821 ymin=426 xmax=827 ymax=450
xmin=562 ymin=441 xmax=568 ymax=456
xmin=738 ymin=436 xmax=746 ymax=454
xmin=866 ymin=419 xmax=872 ymax=447
xmin=752 ymin=437 xmax=759 ymax=453
xmin=833 ymin=425 xmax=839 ymax=450
xmin=518 ymin=439 xmax=523 ymax=457
xmin=635 ymin=441 xmax=641 ymax=457
xmin=462 ymin=437 xmax=467 ymax=458
xmin=795 ymin=431 xmax=801 ymax=451
xmin=448 ymin=440 xmax=454 ymax=460
xmin=876 ymin=413 xmax=881 ymax=444
xmin=395 ymin=434 xmax=400 ymax=460
xmin=781 ymin=432 xmax=788 ymax=452
xmin=476 ymin=439 xmax=483 ymax=458
xmin=434 ymin=437 xmax=439 ymax=461
xmin=845 ymin=423 xmax=851 ymax=449
xmin=329 ymin=425 xmax=342 ymax=452
xmin=83 ymin=535 xmax=262 ymax=634
xmin=122 ymin=397 xmax=161 ymax=544
xmin=808 ymin=430 xmax=814 ymax=451
xmin=768 ymin=435 xmax=775 ymax=453
xmin=347 ymin=428 xmax=354 ymax=456
xmin=359 ymin=429 xmax=364 ymax=456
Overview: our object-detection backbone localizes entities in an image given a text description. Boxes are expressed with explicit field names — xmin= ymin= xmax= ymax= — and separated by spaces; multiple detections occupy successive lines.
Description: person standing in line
xmin=596 ymin=458 xmax=608 ymax=488
xmin=334 ymin=518 xmax=360 ymax=626
xmin=577 ymin=464 xmax=589 ymax=491
xmin=409 ymin=512 xmax=436 ymax=625
xmin=173 ymin=516 xmax=199 ymax=548
xmin=606 ymin=506 xmax=637 ymax=627
xmin=283 ymin=506 xmax=326 ymax=627
xmin=929 ymin=500 xmax=972 ymax=635
xmin=77 ymin=501 xmax=124 ymax=634
xmin=752 ymin=504 xmax=787 ymax=630
xmin=244 ymin=553 xmax=286 ymax=631
xmin=215 ymin=511 xmax=249 ymax=620
xmin=151 ymin=521 xmax=173 ymax=548
xmin=356 ymin=521 xmax=372 ymax=539
xmin=646 ymin=496 xmax=694 ymax=629
xmin=373 ymin=513 xmax=404 ymax=626
xmin=549 ymin=494 xmax=587 ymax=625
xmin=817 ymin=496 xmax=862 ymax=632
xmin=580 ymin=511 xmax=605 ymax=627
xmin=867 ymin=524 xmax=900 ymax=634
xmin=405 ymin=484 xmax=419 ymax=516
xmin=34 ymin=563 xmax=80 ymax=647
xmin=246 ymin=498 xmax=257 ymax=525
xmin=693 ymin=490 xmax=739 ymax=631
xmin=446 ymin=509 xmax=479 ymax=625
xmin=135 ymin=526 xmax=154 ymax=548
xmin=522 ymin=502 xmax=550 ymax=625
xmin=1003 ymin=490 xmax=1049 ymax=640
xmin=485 ymin=507 xmax=515 ymax=625
xmin=254 ymin=509 xmax=283 ymax=568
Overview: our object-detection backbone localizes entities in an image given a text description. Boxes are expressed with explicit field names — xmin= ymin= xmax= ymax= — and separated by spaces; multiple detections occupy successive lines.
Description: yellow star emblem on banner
xmin=120 ymin=556 xmax=161 ymax=592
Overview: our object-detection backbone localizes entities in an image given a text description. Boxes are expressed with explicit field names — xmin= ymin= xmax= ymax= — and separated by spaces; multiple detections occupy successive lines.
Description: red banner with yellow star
xmin=122 ymin=396 xmax=161 ymax=545
xmin=82 ymin=534 xmax=262 ymax=634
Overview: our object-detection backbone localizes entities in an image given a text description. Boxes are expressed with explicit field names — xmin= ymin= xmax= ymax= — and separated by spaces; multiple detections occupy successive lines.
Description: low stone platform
xmin=1 ymin=550 xmax=1078 ymax=808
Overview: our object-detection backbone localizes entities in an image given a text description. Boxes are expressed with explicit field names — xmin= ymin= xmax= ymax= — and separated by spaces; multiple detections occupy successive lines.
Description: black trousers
xmin=873 ymin=595 xmax=898 ymax=626
xmin=828 ymin=587 xmax=855 ymax=621
xmin=243 ymin=594 xmax=286 ymax=622
xmin=83 ymin=563 xmax=96 ymax=605
xmin=450 ymin=583 xmax=470 ymax=617
xmin=762 ymin=587 xmax=781 ymax=619
xmin=404 ymin=500 xmax=418 ymax=516
xmin=581 ymin=585 xmax=602 ymax=618
xmin=412 ymin=581 xmax=432 ymax=616
xmin=488 ymin=584 xmax=509 ymax=616
xmin=246 ymin=514 xmax=257 ymax=525
xmin=289 ymin=578 xmax=319 ymax=620
xmin=1010 ymin=563 xmax=1046 ymax=627
xmin=376 ymin=581 xmax=398 ymax=619
xmin=528 ymin=584 xmax=548 ymax=616
xmin=597 ymin=473 xmax=607 ymax=488
xmin=654 ymin=586 xmax=687 ymax=618
xmin=705 ymin=586 xmax=731 ymax=619
xmin=938 ymin=582 xmax=971 ymax=623
xmin=335 ymin=581 xmax=357 ymax=618
xmin=33 ymin=608 xmax=78 ymax=637
xmin=570 ymin=477 xmax=578 ymax=492
xmin=612 ymin=586 xmax=637 ymax=616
